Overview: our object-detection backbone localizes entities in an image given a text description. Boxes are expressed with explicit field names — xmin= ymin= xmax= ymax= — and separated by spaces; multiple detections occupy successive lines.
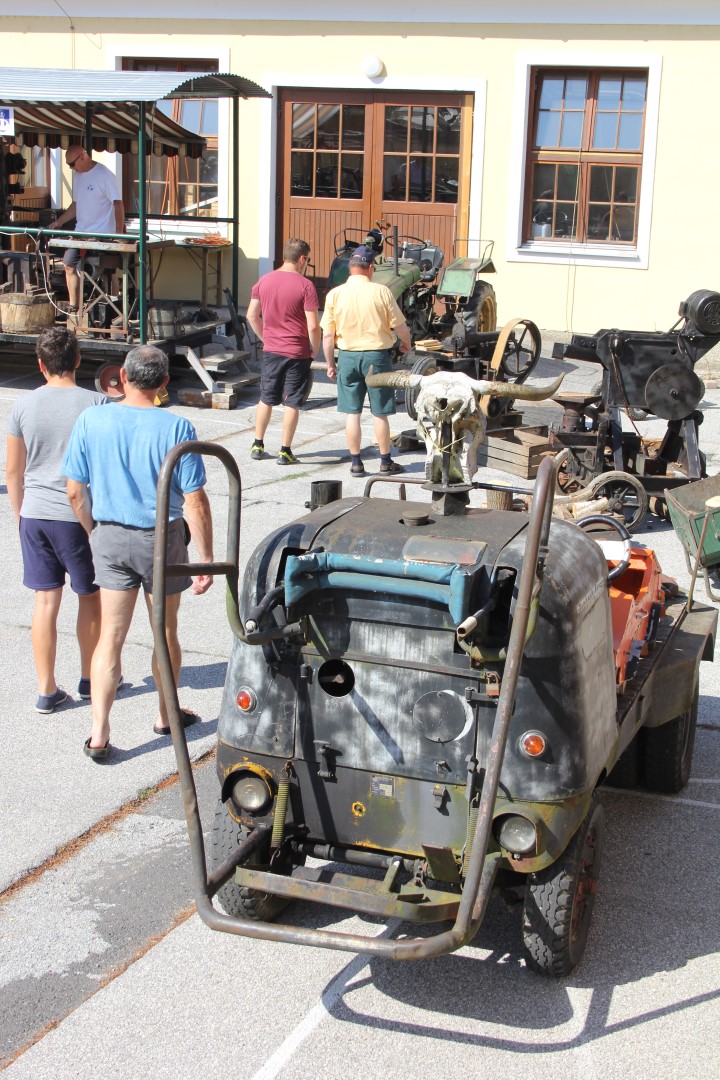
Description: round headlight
xmin=495 ymin=814 xmax=537 ymax=856
xmin=231 ymin=772 xmax=273 ymax=815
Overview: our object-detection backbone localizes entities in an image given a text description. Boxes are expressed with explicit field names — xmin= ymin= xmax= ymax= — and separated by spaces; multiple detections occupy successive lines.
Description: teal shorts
xmin=336 ymin=348 xmax=396 ymax=416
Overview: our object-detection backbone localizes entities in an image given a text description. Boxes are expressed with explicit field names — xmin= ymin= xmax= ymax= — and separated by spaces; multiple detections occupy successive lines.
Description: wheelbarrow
xmin=665 ymin=475 xmax=720 ymax=603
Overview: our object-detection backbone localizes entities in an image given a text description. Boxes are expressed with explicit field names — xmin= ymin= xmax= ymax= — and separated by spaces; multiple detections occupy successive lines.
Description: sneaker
xmin=350 ymin=462 xmax=366 ymax=477
xmin=379 ymin=460 xmax=405 ymax=475
xmin=277 ymin=449 xmax=299 ymax=466
xmin=35 ymin=688 xmax=68 ymax=714
xmin=78 ymin=674 xmax=124 ymax=700
xmin=250 ymin=442 xmax=267 ymax=461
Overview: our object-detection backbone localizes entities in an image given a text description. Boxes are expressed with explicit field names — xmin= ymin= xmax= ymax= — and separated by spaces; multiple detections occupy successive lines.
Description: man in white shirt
xmin=54 ymin=145 xmax=125 ymax=316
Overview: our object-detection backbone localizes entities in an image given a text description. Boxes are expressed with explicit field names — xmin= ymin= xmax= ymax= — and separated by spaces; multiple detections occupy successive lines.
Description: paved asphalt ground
xmin=0 ymin=335 xmax=719 ymax=1079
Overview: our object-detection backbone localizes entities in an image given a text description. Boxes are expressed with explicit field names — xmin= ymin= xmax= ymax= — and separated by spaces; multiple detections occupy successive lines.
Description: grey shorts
xmin=90 ymin=518 xmax=191 ymax=594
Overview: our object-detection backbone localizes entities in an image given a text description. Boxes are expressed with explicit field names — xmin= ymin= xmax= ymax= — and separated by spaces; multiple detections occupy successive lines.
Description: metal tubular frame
xmin=152 ymin=445 xmax=557 ymax=958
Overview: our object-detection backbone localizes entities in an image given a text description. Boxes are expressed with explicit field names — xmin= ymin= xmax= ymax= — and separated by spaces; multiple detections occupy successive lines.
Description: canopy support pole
xmin=137 ymin=101 xmax=147 ymax=344
xmin=232 ymin=95 xmax=239 ymax=309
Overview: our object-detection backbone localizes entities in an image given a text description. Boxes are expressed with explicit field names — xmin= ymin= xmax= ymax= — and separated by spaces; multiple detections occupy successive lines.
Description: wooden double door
xmin=277 ymin=89 xmax=473 ymax=293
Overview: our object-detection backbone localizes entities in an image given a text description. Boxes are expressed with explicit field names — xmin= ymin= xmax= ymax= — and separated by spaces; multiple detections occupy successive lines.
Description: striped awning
xmin=7 ymin=102 xmax=206 ymax=159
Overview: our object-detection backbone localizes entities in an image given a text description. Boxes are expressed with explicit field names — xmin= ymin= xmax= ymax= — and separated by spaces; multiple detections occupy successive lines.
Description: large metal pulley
xmin=644 ymin=365 xmax=705 ymax=420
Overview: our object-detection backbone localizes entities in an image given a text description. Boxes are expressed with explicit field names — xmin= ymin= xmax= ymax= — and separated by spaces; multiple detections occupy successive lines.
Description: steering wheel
xmin=384 ymin=232 xmax=427 ymax=253
xmin=576 ymin=514 xmax=632 ymax=583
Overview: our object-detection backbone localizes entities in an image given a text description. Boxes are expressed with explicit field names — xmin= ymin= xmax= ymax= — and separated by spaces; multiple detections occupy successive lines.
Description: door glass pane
xmin=317 ymin=105 xmax=340 ymax=150
xmin=340 ymin=154 xmax=363 ymax=198
xmin=435 ymin=157 xmax=458 ymax=203
xmin=436 ymin=107 xmax=461 ymax=153
xmin=341 ymin=105 xmax=365 ymax=149
xmin=292 ymin=103 xmax=315 ymax=149
xmin=559 ymin=112 xmax=583 ymax=148
xmin=410 ymin=107 xmax=435 ymax=154
xmin=315 ymin=153 xmax=338 ymax=197
xmin=384 ymin=107 xmax=409 ymax=152
xmin=290 ymin=151 xmax=313 ymax=196
xmin=557 ymin=164 xmax=578 ymax=200
xmin=593 ymin=113 xmax=618 ymax=149
xmin=536 ymin=111 xmax=561 ymax=147
xmin=408 ymin=158 xmax=433 ymax=201
xmin=384 ymin=155 xmax=407 ymax=199
xmin=618 ymin=113 xmax=643 ymax=150
xmin=590 ymin=165 xmax=614 ymax=202
xmin=199 ymin=186 xmax=218 ymax=217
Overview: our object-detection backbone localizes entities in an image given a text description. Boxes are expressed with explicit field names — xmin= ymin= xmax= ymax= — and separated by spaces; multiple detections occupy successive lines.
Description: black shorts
xmin=19 ymin=517 xmax=99 ymax=594
xmin=260 ymin=352 xmax=312 ymax=408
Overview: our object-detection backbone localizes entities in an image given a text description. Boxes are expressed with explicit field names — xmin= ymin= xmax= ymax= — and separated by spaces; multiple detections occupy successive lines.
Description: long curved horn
xmin=366 ymin=370 xmax=421 ymax=389
xmin=468 ymin=373 xmax=564 ymax=400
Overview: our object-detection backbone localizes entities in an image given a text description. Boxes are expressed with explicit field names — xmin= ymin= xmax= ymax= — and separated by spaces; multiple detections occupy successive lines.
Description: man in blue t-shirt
xmin=63 ymin=346 xmax=214 ymax=760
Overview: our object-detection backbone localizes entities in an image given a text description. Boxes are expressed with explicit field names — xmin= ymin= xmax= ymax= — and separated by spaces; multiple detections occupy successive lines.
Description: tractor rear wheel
xmin=522 ymin=795 xmax=604 ymax=976
xmin=404 ymin=353 xmax=438 ymax=421
xmin=460 ymin=281 xmax=497 ymax=336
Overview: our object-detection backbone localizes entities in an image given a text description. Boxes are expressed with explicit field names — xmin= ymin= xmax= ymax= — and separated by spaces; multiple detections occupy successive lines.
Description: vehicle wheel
xmin=209 ymin=799 xmax=291 ymax=921
xmin=460 ymin=281 xmax=497 ymax=336
xmin=522 ymin=795 xmax=604 ymax=977
xmin=640 ymin=679 xmax=699 ymax=794
xmin=499 ymin=318 xmax=541 ymax=381
xmin=589 ymin=471 xmax=649 ymax=533
xmin=648 ymin=496 xmax=670 ymax=521
xmin=553 ymin=447 xmax=593 ymax=495
xmin=405 ymin=353 xmax=438 ymax=421
xmin=95 ymin=361 xmax=125 ymax=399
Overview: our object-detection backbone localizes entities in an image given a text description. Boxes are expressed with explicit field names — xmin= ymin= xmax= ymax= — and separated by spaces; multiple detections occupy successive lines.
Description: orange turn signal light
xmin=519 ymin=731 xmax=547 ymax=758
xmin=236 ymin=687 xmax=257 ymax=712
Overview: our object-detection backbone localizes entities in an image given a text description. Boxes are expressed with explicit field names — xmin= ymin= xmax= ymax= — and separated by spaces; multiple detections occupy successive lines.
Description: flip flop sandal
xmin=153 ymin=709 xmax=200 ymax=737
xmin=83 ymin=737 xmax=110 ymax=761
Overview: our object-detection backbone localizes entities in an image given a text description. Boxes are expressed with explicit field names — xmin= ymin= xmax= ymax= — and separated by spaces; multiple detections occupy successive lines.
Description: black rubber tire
xmin=640 ymin=679 xmax=699 ymax=794
xmin=404 ymin=352 xmax=438 ymax=421
xmin=522 ymin=795 xmax=604 ymax=977
xmin=606 ymin=739 xmax=640 ymax=789
xmin=460 ymin=280 xmax=497 ymax=336
xmin=209 ymin=799 xmax=290 ymax=922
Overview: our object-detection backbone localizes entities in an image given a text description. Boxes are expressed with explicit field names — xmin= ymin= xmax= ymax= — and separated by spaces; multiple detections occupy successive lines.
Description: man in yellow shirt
xmin=321 ymin=245 xmax=411 ymax=476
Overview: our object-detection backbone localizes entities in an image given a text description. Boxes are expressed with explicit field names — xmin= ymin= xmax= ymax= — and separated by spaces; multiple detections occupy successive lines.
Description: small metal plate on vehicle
xmin=403 ymin=537 xmax=487 ymax=566
xmin=371 ymin=776 xmax=395 ymax=798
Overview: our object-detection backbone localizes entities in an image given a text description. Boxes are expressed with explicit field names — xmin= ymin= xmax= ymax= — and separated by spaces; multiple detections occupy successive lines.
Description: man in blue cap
xmin=321 ymin=244 xmax=411 ymax=476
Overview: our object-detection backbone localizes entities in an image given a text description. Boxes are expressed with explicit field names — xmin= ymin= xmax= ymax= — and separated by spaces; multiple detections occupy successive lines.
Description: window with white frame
xmin=525 ymin=68 xmax=648 ymax=245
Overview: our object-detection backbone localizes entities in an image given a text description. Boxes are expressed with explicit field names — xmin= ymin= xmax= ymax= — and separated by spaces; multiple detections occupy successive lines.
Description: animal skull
xmin=366 ymin=368 xmax=564 ymax=483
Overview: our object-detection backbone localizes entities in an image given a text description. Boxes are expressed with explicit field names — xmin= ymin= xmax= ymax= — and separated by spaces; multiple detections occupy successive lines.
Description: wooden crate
xmin=477 ymin=427 xmax=553 ymax=478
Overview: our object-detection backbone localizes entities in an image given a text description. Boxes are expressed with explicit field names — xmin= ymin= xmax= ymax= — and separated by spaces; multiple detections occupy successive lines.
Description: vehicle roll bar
xmin=152 ymin=443 xmax=558 ymax=958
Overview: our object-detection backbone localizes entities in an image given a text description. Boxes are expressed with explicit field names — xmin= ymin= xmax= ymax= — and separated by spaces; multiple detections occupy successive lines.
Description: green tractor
xmin=326 ymin=221 xmax=497 ymax=344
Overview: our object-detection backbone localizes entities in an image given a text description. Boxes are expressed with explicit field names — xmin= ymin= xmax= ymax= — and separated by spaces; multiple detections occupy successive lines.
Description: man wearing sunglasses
xmin=54 ymin=146 xmax=125 ymax=317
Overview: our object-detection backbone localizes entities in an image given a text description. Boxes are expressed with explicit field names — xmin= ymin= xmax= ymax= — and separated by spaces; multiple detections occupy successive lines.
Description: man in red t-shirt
xmin=246 ymin=238 xmax=320 ymax=465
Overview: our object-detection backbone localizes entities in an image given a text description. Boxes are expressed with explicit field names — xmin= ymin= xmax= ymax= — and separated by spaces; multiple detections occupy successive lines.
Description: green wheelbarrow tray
xmin=666 ymin=476 xmax=720 ymax=601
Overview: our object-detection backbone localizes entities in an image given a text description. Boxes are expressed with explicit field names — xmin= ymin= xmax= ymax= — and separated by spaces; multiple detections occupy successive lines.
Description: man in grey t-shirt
xmin=6 ymin=327 xmax=109 ymax=713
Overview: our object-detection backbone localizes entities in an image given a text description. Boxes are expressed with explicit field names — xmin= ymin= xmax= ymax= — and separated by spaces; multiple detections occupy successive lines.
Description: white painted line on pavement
xmin=250 ymin=920 xmax=401 ymax=1080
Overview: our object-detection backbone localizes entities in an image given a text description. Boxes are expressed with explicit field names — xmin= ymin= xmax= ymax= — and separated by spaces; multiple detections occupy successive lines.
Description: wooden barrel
xmin=0 ymin=293 xmax=55 ymax=334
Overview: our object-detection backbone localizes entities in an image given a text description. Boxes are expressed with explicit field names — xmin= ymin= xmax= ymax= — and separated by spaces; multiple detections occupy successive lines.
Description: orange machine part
xmin=607 ymin=547 xmax=666 ymax=687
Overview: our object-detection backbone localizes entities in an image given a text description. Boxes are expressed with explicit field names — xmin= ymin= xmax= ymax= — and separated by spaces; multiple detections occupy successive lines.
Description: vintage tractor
xmin=153 ymin=360 xmax=716 ymax=976
xmin=326 ymin=220 xmax=497 ymax=344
